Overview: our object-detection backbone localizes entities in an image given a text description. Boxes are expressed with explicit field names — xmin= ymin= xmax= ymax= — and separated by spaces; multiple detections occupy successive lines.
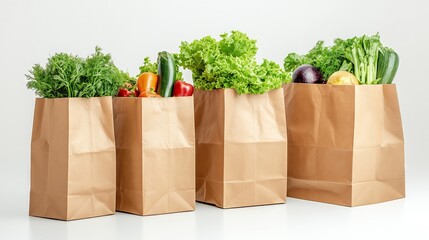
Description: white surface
xmin=1 ymin=0 xmax=429 ymax=239
xmin=1 ymin=196 xmax=429 ymax=240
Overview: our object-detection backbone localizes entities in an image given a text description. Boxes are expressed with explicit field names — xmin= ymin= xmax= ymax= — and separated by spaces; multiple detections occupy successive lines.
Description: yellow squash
xmin=327 ymin=71 xmax=359 ymax=85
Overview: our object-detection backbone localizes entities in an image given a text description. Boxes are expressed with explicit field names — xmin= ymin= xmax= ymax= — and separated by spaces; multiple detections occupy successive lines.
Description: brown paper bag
xmin=194 ymin=88 xmax=287 ymax=208
xmin=113 ymin=97 xmax=195 ymax=216
xmin=29 ymin=97 xmax=116 ymax=220
xmin=284 ymin=83 xmax=405 ymax=206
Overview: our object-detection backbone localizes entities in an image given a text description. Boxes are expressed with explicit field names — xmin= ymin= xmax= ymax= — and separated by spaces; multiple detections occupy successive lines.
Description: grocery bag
xmin=194 ymin=88 xmax=287 ymax=208
xmin=114 ymin=97 xmax=195 ymax=215
xmin=284 ymin=83 xmax=405 ymax=206
xmin=29 ymin=97 xmax=116 ymax=220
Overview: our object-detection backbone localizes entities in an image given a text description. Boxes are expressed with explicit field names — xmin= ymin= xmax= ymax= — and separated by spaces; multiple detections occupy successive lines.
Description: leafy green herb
xmin=26 ymin=47 xmax=126 ymax=98
xmin=138 ymin=57 xmax=158 ymax=75
xmin=178 ymin=31 xmax=289 ymax=94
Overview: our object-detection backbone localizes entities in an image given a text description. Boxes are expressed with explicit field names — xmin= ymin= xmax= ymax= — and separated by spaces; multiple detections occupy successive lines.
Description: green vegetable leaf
xmin=138 ymin=57 xmax=158 ymax=75
xmin=178 ymin=31 xmax=289 ymax=94
xmin=219 ymin=31 xmax=257 ymax=58
xmin=284 ymin=53 xmax=305 ymax=73
xmin=344 ymin=34 xmax=382 ymax=84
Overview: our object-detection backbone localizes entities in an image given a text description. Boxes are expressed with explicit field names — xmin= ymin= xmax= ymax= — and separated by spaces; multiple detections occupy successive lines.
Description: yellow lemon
xmin=327 ymin=71 xmax=359 ymax=85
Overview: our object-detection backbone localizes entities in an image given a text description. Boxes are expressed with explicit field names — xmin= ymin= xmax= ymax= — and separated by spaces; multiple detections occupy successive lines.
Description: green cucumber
xmin=377 ymin=48 xmax=399 ymax=84
xmin=157 ymin=51 xmax=176 ymax=97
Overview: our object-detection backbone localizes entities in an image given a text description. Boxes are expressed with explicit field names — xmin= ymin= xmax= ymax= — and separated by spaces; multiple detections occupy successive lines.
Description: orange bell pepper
xmin=137 ymin=72 xmax=158 ymax=93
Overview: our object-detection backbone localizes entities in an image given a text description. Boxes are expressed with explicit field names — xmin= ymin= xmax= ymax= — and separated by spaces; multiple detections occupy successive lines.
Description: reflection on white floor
xmin=1 ymin=191 xmax=427 ymax=240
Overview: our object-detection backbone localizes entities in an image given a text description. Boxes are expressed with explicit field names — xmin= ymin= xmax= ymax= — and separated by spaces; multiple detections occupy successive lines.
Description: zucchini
xmin=157 ymin=51 xmax=176 ymax=97
xmin=377 ymin=48 xmax=399 ymax=84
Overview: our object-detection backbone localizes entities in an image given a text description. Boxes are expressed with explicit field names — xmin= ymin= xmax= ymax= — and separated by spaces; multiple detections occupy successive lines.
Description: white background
xmin=1 ymin=0 xmax=429 ymax=239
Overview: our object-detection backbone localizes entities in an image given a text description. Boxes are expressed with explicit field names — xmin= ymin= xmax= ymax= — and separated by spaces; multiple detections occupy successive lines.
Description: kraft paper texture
xmin=29 ymin=97 xmax=116 ymax=220
xmin=284 ymin=83 xmax=405 ymax=206
xmin=195 ymin=88 xmax=288 ymax=208
xmin=114 ymin=97 xmax=195 ymax=216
